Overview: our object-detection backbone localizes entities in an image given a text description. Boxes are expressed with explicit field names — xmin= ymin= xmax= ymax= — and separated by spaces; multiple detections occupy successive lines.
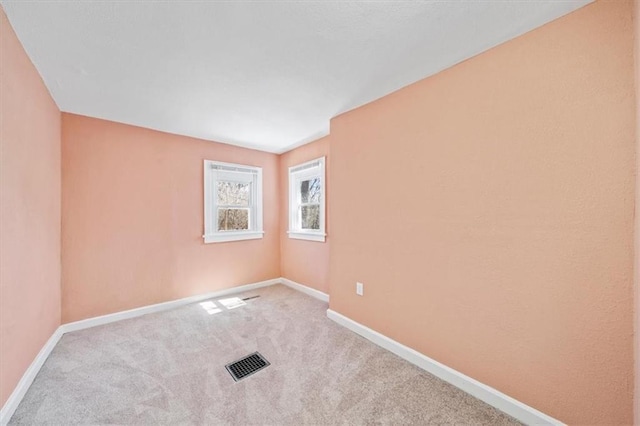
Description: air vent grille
xmin=225 ymin=352 xmax=270 ymax=381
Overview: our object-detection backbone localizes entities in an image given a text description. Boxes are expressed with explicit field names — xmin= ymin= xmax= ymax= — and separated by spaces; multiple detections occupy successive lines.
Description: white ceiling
xmin=2 ymin=0 xmax=592 ymax=153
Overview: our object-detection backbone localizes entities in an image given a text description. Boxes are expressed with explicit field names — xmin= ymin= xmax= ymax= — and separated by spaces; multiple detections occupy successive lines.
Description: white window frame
xmin=203 ymin=160 xmax=263 ymax=243
xmin=287 ymin=157 xmax=326 ymax=242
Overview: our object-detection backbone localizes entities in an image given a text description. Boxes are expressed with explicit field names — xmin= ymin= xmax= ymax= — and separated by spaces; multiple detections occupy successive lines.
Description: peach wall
xmin=328 ymin=1 xmax=635 ymax=424
xmin=0 ymin=8 xmax=61 ymax=407
xmin=279 ymin=137 xmax=330 ymax=294
xmin=61 ymin=114 xmax=280 ymax=323
xmin=634 ymin=0 xmax=640 ymax=423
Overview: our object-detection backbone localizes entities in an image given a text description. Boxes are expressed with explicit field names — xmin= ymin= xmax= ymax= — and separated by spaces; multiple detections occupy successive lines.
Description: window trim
xmin=287 ymin=156 xmax=326 ymax=242
xmin=203 ymin=160 xmax=263 ymax=243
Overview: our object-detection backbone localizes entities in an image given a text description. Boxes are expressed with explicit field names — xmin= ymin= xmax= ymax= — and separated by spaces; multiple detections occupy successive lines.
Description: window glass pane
xmin=217 ymin=208 xmax=249 ymax=231
xmin=300 ymin=177 xmax=321 ymax=203
xmin=301 ymin=205 xmax=320 ymax=230
xmin=217 ymin=181 xmax=250 ymax=206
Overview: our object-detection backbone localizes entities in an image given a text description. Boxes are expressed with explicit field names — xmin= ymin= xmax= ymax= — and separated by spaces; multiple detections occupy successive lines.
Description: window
xmin=288 ymin=157 xmax=326 ymax=242
xmin=203 ymin=160 xmax=263 ymax=243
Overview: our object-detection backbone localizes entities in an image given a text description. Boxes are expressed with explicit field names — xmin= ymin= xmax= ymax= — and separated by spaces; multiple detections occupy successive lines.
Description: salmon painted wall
xmin=634 ymin=0 xmax=640 ymax=422
xmin=328 ymin=1 xmax=636 ymax=424
xmin=0 ymin=8 xmax=61 ymax=407
xmin=61 ymin=114 xmax=280 ymax=323
xmin=279 ymin=137 xmax=330 ymax=294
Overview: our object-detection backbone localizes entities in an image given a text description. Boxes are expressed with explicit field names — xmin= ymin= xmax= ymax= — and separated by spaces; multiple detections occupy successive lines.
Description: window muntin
xmin=298 ymin=177 xmax=321 ymax=230
xmin=204 ymin=161 xmax=263 ymax=243
xmin=216 ymin=181 xmax=251 ymax=231
xmin=288 ymin=157 xmax=325 ymax=242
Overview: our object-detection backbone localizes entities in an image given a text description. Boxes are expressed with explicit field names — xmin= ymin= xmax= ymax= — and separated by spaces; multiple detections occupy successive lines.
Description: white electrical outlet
xmin=356 ymin=282 xmax=364 ymax=296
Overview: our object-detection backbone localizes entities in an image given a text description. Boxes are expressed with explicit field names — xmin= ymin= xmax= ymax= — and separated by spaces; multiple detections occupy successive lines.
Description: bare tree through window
xmin=217 ymin=181 xmax=250 ymax=231
xmin=300 ymin=178 xmax=320 ymax=229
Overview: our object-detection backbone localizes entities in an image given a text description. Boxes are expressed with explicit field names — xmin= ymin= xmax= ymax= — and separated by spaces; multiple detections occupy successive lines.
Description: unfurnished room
xmin=0 ymin=0 xmax=639 ymax=425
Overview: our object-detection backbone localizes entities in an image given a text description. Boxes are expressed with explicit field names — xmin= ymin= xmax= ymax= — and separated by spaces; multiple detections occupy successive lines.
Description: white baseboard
xmin=62 ymin=278 xmax=281 ymax=333
xmin=280 ymin=277 xmax=329 ymax=302
xmin=0 ymin=277 xmax=281 ymax=424
xmin=326 ymin=309 xmax=564 ymax=426
xmin=2 ymin=281 xmax=559 ymax=425
xmin=0 ymin=327 xmax=63 ymax=426
xmin=1 ymin=277 xmax=325 ymax=424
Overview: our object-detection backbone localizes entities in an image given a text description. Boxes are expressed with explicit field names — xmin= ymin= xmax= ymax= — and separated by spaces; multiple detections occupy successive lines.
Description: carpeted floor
xmin=10 ymin=285 xmax=519 ymax=425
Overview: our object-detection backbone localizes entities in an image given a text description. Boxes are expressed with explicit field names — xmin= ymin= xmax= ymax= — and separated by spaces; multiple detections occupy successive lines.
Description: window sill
xmin=287 ymin=231 xmax=326 ymax=242
xmin=203 ymin=231 xmax=264 ymax=244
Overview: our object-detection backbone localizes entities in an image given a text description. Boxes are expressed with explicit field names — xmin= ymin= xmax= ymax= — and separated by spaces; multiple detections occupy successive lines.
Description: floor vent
xmin=226 ymin=352 xmax=270 ymax=381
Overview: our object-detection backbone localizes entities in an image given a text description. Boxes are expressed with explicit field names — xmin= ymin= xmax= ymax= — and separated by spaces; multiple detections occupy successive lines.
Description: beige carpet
xmin=10 ymin=284 xmax=519 ymax=425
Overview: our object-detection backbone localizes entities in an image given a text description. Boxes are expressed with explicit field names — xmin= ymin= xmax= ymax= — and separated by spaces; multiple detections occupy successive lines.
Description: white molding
xmin=203 ymin=231 xmax=264 ymax=244
xmin=287 ymin=156 xmax=326 ymax=239
xmin=60 ymin=278 xmax=325 ymax=335
xmin=287 ymin=231 xmax=326 ymax=242
xmin=62 ymin=278 xmax=280 ymax=333
xmin=0 ymin=327 xmax=63 ymax=426
xmin=1 ymin=277 xmax=320 ymax=424
xmin=203 ymin=159 xmax=263 ymax=244
xmin=281 ymin=277 xmax=329 ymax=303
xmin=326 ymin=309 xmax=564 ymax=426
